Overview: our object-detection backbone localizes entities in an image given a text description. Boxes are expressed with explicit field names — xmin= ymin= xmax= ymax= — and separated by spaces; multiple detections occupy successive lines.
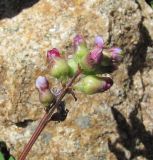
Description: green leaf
xmin=67 ymin=58 xmax=78 ymax=76
xmin=0 ymin=152 xmax=5 ymax=160
xmin=9 ymin=156 xmax=16 ymax=160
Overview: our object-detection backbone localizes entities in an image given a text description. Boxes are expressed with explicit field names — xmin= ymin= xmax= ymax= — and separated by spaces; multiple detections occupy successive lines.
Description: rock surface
xmin=0 ymin=0 xmax=152 ymax=159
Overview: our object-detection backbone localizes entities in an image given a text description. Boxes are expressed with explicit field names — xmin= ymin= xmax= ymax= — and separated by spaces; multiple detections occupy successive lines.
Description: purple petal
xmin=102 ymin=77 xmax=113 ymax=91
xmin=36 ymin=76 xmax=49 ymax=91
xmin=73 ymin=35 xmax=84 ymax=49
xmin=110 ymin=47 xmax=122 ymax=61
xmin=95 ymin=36 xmax=104 ymax=48
xmin=89 ymin=47 xmax=102 ymax=64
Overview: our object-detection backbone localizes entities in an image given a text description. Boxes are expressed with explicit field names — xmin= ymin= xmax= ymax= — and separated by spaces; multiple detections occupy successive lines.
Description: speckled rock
xmin=0 ymin=0 xmax=152 ymax=160
xmin=138 ymin=0 xmax=153 ymax=41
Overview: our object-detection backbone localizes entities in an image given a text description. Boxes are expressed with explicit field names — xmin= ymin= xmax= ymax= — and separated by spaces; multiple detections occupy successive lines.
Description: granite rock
xmin=0 ymin=0 xmax=152 ymax=160
xmin=138 ymin=0 xmax=153 ymax=41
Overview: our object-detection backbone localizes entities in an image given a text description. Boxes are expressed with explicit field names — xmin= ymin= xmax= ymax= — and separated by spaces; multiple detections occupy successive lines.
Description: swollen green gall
xmin=47 ymin=48 xmax=70 ymax=80
xmin=51 ymin=58 xmax=70 ymax=80
xmin=76 ymin=35 xmax=104 ymax=74
xmin=79 ymin=46 xmax=103 ymax=74
xmin=36 ymin=76 xmax=55 ymax=107
xmin=73 ymin=75 xmax=113 ymax=94
xmin=67 ymin=57 xmax=78 ymax=76
xmin=73 ymin=35 xmax=89 ymax=62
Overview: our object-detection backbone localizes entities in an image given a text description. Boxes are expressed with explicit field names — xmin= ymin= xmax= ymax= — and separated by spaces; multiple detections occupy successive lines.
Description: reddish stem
xmin=18 ymin=69 xmax=81 ymax=160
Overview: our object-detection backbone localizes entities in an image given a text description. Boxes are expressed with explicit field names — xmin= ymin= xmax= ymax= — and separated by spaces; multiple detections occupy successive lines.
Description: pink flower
xmin=73 ymin=35 xmax=85 ymax=50
xmin=47 ymin=48 xmax=61 ymax=62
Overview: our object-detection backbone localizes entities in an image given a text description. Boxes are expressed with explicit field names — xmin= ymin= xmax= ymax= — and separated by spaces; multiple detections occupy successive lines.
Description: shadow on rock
xmin=145 ymin=0 xmax=153 ymax=7
xmin=108 ymin=106 xmax=153 ymax=160
xmin=0 ymin=0 xmax=39 ymax=20
xmin=127 ymin=20 xmax=153 ymax=88
xmin=49 ymin=101 xmax=69 ymax=122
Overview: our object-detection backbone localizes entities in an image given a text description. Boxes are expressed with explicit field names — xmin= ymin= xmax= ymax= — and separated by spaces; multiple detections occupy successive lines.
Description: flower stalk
xmin=18 ymin=69 xmax=81 ymax=160
xmin=18 ymin=34 xmax=123 ymax=160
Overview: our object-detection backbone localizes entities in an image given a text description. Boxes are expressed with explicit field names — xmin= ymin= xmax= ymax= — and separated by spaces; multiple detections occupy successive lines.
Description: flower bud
xmin=36 ymin=76 xmax=55 ymax=107
xmin=73 ymin=75 xmax=113 ymax=94
xmin=109 ymin=47 xmax=123 ymax=62
xmin=94 ymin=36 xmax=104 ymax=48
xmin=47 ymin=48 xmax=70 ymax=80
xmin=67 ymin=57 xmax=78 ymax=76
xmin=73 ymin=35 xmax=89 ymax=61
xmin=102 ymin=47 xmax=123 ymax=64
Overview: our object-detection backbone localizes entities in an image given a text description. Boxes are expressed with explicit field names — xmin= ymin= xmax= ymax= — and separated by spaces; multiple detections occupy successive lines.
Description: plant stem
xmin=18 ymin=69 xmax=81 ymax=160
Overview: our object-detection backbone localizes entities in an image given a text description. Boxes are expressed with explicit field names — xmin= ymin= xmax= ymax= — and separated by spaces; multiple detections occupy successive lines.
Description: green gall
xmin=67 ymin=58 xmax=78 ymax=76
xmin=73 ymin=75 xmax=113 ymax=94
xmin=50 ymin=58 xmax=70 ymax=79
xmin=75 ymin=45 xmax=89 ymax=62
xmin=78 ymin=47 xmax=102 ymax=74
xmin=73 ymin=35 xmax=89 ymax=63
xmin=36 ymin=76 xmax=55 ymax=107
xmin=39 ymin=90 xmax=55 ymax=107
